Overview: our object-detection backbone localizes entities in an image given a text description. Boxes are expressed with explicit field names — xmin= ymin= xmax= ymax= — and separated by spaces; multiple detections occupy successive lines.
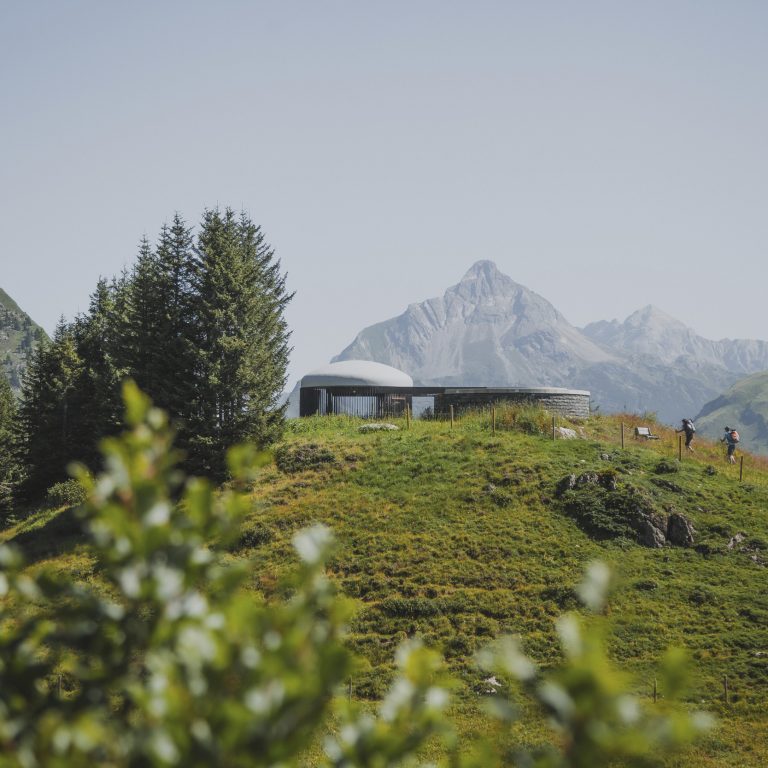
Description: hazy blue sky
xmin=2 ymin=1 xmax=766 ymax=386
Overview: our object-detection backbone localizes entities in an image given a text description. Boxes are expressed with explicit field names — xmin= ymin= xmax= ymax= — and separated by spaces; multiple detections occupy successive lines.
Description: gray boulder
xmin=635 ymin=518 xmax=667 ymax=548
xmin=667 ymin=513 xmax=696 ymax=547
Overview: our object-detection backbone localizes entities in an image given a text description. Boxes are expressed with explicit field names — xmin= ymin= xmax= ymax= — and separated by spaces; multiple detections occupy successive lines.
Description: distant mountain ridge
xmin=334 ymin=261 xmax=768 ymax=422
xmin=0 ymin=286 xmax=46 ymax=392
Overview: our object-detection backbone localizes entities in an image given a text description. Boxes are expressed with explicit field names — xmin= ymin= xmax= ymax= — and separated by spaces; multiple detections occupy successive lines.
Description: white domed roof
xmin=301 ymin=360 xmax=413 ymax=388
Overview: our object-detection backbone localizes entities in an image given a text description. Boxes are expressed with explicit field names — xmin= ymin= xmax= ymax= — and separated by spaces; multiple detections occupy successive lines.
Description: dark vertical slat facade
xmin=299 ymin=386 xmax=590 ymax=419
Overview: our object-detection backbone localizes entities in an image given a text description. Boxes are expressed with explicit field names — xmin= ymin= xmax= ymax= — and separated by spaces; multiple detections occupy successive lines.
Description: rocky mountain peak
xmin=330 ymin=261 xmax=768 ymax=424
xmin=335 ymin=260 xmax=614 ymax=385
xmin=460 ymin=259 xmax=504 ymax=282
xmin=452 ymin=260 xmax=519 ymax=302
xmin=624 ymin=304 xmax=688 ymax=332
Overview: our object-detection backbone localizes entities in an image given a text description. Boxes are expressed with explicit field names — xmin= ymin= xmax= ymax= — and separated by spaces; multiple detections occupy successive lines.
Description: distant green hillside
xmin=0 ymin=286 xmax=47 ymax=391
xmin=696 ymin=371 xmax=768 ymax=456
xmin=6 ymin=409 xmax=768 ymax=765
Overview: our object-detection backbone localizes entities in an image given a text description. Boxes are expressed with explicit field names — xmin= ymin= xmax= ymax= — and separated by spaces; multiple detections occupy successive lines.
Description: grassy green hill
xmin=696 ymin=370 xmax=768 ymax=457
xmin=0 ymin=286 xmax=47 ymax=391
xmin=6 ymin=408 xmax=768 ymax=765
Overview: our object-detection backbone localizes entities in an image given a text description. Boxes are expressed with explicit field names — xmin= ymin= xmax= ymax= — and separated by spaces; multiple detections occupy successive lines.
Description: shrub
xmin=494 ymin=403 xmax=553 ymax=436
xmin=689 ymin=586 xmax=719 ymax=606
xmin=45 ymin=478 xmax=87 ymax=508
xmin=275 ymin=442 xmax=337 ymax=473
xmin=540 ymin=585 xmax=579 ymax=610
xmin=0 ymin=383 xmax=355 ymax=766
xmin=228 ymin=523 xmax=273 ymax=551
xmin=379 ymin=596 xmax=443 ymax=618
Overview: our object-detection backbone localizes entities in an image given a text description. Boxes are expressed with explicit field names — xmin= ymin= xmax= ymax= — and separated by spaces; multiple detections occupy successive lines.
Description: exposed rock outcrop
xmin=667 ymin=513 xmax=696 ymax=547
xmin=557 ymin=473 xmax=695 ymax=549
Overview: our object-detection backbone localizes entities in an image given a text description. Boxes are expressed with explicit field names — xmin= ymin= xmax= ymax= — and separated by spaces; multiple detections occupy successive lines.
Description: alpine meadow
xmin=4 ymin=3 xmax=768 ymax=766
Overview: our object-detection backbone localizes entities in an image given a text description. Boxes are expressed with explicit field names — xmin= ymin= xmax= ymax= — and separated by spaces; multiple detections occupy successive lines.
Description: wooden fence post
xmin=491 ymin=406 xmax=496 ymax=435
xmin=405 ymin=404 xmax=410 ymax=430
xmin=621 ymin=422 xmax=625 ymax=449
xmin=653 ymin=677 xmax=657 ymax=703
xmin=552 ymin=415 xmax=556 ymax=441
xmin=740 ymin=455 xmax=744 ymax=482
xmin=678 ymin=435 xmax=682 ymax=462
xmin=723 ymin=675 xmax=729 ymax=705
xmin=450 ymin=405 xmax=454 ymax=430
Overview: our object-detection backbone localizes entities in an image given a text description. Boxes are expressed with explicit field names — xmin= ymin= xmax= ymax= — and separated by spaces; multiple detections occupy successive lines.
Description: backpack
xmin=730 ymin=430 xmax=740 ymax=443
xmin=684 ymin=419 xmax=695 ymax=433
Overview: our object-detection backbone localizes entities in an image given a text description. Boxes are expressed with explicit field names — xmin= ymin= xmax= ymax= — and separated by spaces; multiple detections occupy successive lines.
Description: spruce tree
xmin=190 ymin=208 xmax=292 ymax=477
xmin=120 ymin=220 xmax=198 ymax=428
xmin=151 ymin=214 xmax=198 ymax=420
xmin=237 ymin=211 xmax=293 ymax=442
xmin=70 ymin=279 xmax=124 ymax=468
xmin=16 ymin=320 xmax=83 ymax=497
xmin=12 ymin=208 xmax=292 ymax=489
xmin=0 ymin=373 xmax=17 ymax=512
xmin=123 ymin=237 xmax=162 ymax=395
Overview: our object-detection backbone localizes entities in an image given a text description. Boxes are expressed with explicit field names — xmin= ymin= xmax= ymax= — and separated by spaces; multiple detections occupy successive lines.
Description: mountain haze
xmin=335 ymin=261 xmax=768 ymax=422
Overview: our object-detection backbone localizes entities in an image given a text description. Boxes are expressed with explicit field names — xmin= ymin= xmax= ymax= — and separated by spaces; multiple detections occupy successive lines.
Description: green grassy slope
xmin=696 ymin=370 xmax=768 ymax=457
xmin=6 ymin=409 xmax=768 ymax=765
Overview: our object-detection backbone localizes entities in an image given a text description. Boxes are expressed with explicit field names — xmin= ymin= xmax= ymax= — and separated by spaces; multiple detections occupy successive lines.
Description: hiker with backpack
xmin=721 ymin=426 xmax=740 ymax=464
xmin=676 ymin=418 xmax=696 ymax=451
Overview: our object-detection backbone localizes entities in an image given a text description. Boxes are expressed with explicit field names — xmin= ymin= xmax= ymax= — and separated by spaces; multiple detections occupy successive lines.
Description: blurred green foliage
xmin=0 ymin=383 xmax=711 ymax=766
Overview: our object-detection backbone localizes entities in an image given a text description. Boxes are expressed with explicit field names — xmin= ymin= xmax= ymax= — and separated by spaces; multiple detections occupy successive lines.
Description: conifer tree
xmin=12 ymin=209 xmax=292 ymax=490
xmin=0 ymin=373 xmax=17 ymax=512
xmin=122 ymin=237 xmax=162 ymax=395
xmin=106 ymin=268 xmax=133 ymax=374
xmin=190 ymin=208 xmax=292 ymax=477
xmin=70 ymin=279 xmax=124 ymax=467
xmin=119 ymin=220 xmax=198 ymax=427
xmin=151 ymin=213 xmax=198 ymax=420
xmin=15 ymin=320 xmax=83 ymax=497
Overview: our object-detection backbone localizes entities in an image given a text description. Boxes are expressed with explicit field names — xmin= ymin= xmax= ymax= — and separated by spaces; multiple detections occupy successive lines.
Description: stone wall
xmin=434 ymin=389 xmax=590 ymax=419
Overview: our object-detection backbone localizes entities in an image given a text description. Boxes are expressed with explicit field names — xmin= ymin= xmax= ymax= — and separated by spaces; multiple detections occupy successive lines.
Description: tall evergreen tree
xmin=119 ymin=220 xmax=198 ymax=426
xmin=70 ymin=279 xmax=124 ymax=468
xmin=12 ymin=208 xmax=292 ymax=491
xmin=123 ymin=237 xmax=162 ymax=395
xmin=237 ymin=211 xmax=293 ymax=440
xmin=151 ymin=214 xmax=198 ymax=419
xmin=190 ymin=208 xmax=293 ymax=477
xmin=0 ymin=373 xmax=17 ymax=512
xmin=15 ymin=320 xmax=83 ymax=497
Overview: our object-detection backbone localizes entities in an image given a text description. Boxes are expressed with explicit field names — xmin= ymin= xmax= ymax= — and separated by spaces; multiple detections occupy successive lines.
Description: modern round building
xmin=299 ymin=361 xmax=414 ymax=418
xmin=299 ymin=360 xmax=590 ymax=419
